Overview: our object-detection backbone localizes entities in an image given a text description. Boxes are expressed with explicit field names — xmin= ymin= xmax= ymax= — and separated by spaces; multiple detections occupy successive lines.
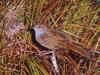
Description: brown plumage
xmin=28 ymin=24 xmax=96 ymax=60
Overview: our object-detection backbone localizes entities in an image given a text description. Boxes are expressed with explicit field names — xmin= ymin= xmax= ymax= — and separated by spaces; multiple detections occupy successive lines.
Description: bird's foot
xmin=43 ymin=50 xmax=54 ymax=55
xmin=38 ymin=50 xmax=59 ymax=74
xmin=36 ymin=51 xmax=53 ymax=58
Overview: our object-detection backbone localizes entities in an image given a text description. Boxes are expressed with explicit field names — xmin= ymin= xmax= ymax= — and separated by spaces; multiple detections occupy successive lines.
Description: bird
xmin=27 ymin=24 xmax=96 ymax=73
xmin=27 ymin=24 xmax=95 ymax=59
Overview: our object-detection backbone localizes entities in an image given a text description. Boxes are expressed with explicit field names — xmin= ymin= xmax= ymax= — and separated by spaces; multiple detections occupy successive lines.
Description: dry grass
xmin=0 ymin=0 xmax=100 ymax=75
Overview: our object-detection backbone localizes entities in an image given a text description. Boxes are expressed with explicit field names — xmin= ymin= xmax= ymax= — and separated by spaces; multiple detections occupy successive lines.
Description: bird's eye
xmin=38 ymin=26 xmax=41 ymax=28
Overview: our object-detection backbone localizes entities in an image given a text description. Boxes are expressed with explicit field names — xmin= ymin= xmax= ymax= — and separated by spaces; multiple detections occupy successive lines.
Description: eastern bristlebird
xmin=27 ymin=24 xmax=96 ymax=73
xmin=27 ymin=24 xmax=95 ymax=59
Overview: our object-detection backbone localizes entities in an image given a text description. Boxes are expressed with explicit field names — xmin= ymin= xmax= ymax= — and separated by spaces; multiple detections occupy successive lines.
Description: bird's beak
xmin=27 ymin=28 xmax=32 ymax=31
xmin=27 ymin=26 xmax=35 ymax=31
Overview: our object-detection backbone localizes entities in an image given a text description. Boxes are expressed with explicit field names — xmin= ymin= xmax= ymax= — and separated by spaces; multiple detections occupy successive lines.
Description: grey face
xmin=33 ymin=24 xmax=43 ymax=29
xmin=32 ymin=24 xmax=47 ymax=36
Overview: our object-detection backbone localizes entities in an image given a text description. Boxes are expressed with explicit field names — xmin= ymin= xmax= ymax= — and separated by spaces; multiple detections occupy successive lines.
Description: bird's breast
xmin=35 ymin=30 xmax=45 ymax=36
xmin=35 ymin=34 xmax=60 ymax=49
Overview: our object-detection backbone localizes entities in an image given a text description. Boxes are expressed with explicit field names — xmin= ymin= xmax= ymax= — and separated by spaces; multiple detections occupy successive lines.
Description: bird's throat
xmin=34 ymin=28 xmax=45 ymax=36
xmin=31 ymin=30 xmax=48 ymax=50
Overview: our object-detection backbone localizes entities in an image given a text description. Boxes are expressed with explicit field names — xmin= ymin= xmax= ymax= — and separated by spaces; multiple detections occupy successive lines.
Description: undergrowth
xmin=0 ymin=0 xmax=100 ymax=75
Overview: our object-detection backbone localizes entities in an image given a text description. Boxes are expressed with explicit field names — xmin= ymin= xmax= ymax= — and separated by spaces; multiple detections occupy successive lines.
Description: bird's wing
xmin=36 ymin=31 xmax=95 ymax=60
xmin=36 ymin=31 xmax=66 ymax=49
xmin=45 ymin=30 xmax=94 ymax=60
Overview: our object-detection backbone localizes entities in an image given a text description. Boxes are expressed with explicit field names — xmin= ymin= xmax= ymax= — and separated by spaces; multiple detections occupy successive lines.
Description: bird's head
xmin=27 ymin=24 xmax=48 ymax=36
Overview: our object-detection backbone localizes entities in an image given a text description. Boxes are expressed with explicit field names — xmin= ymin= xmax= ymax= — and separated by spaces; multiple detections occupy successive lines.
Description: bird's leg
xmin=38 ymin=50 xmax=59 ymax=74
xmin=50 ymin=50 xmax=59 ymax=75
xmin=42 ymin=50 xmax=59 ymax=74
